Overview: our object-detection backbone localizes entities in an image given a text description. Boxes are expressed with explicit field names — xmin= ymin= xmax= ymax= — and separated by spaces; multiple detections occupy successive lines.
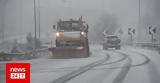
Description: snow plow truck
xmin=49 ymin=17 xmax=89 ymax=58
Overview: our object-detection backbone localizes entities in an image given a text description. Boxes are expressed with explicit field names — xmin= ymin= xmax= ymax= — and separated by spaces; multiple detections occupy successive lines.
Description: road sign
xmin=128 ymin=28 xmax=135 ymax=35
xmin=149 ymin=26 xmax=156 ymax=35
xmin=128 ymin=28 xmax=135 ymax=41
xmin=149 ymin=26 xmax=157 ymax=43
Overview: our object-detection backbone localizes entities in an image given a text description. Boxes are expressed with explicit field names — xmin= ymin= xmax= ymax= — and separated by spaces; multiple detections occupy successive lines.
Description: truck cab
xmin=49 ymin=17 xmax=89 ymax=58
xmin=53 ymin=18 xmax=88 ymax=47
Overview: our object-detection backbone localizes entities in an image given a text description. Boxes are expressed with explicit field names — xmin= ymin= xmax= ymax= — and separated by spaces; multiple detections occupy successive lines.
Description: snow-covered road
xmin=1 ymin=45 xmax=160 ymax=83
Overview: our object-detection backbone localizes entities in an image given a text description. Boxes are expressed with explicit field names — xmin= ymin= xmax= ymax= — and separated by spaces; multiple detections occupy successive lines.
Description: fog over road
xmin=0 ymin=0 xmax=160 ymax=83
xmin=1 ymin=45 xmax=160 ymax=83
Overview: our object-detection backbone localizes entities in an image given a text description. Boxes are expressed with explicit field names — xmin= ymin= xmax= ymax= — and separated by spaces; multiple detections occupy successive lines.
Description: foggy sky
xmin=0 ymin=0 xmax=160 ymax=44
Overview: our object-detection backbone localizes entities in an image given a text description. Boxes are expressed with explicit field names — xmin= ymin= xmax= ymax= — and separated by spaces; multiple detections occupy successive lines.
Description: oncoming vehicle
xmin=49 ymin=17 xmax=89 ymax=58
xmin=103 ymin=35 xmax=121 ymax=50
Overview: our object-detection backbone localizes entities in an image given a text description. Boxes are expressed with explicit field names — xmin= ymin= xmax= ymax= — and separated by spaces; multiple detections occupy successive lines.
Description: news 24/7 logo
xmin=6 ymin=63 xmax=30 ymax=83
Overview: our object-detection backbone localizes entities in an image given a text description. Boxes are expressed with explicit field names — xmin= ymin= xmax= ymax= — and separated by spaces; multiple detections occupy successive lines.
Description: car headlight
xmin=81 ymin=32 xmax=85 ymax=35
xmin=56 ymin=32 xmax=60 ymax=37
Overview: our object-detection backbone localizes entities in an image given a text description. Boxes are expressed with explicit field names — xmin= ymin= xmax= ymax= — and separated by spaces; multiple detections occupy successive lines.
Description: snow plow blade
xmin=48 ymin=46 xmax=89 ymax=59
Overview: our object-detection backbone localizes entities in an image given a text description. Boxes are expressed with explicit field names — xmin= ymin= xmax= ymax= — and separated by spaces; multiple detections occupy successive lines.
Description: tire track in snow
xmin=51 ymin=54 xmax=110 ymax=83
xmin=40 ymin=52 xmax=127 ymax=72
xmin=42 ymin=50 xmax=149 ymax=72
xmin=112 ymin=51 xmax=132 ymax=83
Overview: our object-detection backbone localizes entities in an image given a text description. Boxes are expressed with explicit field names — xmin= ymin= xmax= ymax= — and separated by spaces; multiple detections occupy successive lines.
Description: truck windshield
xmin=59 ymin=22 xmax=82 ymax=31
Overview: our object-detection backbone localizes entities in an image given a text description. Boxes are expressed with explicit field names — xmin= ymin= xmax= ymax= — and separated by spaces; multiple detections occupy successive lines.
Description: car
xmin=103 ymin=35 xmax=121 ymax=50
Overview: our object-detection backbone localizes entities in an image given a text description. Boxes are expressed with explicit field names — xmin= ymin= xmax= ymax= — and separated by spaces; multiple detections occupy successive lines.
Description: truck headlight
xmin=56 ymin=32 xmax=60 ymax=37
xmin=81 ymin=32 xmax=85 ymax=35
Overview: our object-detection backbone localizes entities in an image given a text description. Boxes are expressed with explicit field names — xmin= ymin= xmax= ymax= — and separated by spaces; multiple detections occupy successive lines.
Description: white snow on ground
xmin=67 ymin=50 xmax=127 ymax=83
xmin=30 ymin=45 xmax=107 ymax=83
xmin=1 ymin=45 xmax=160 ymax=83
xmin=122 ymin=46 xmax=160 ymax=83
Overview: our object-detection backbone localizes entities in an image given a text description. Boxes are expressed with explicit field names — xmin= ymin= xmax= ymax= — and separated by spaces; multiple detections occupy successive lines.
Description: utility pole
xmin=101 ymin=0 xmax=105 ymax=17
xmin=0 ymin=4 xmax=5 ymax=41
xmin=138 ymin=0 xmax=141 ymax=42
xmin=38 ymin=0 xmax=41 ymax=40
xmin=33 ymin=0 xmax=37 ymax=50
xmin=34 ymin=0 xmax=37 ymax=40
